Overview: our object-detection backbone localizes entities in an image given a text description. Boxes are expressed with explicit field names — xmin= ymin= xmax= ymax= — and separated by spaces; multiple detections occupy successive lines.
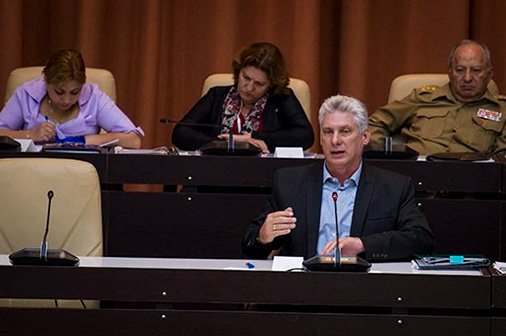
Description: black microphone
xmin=332 ymin=191 xmax=341 ymax=268
xmin=9 ymin=190 xmax=79 ymax=266
xmin=303 ymin=191 xmax=371 ymax=272
xmin=160 ymin=118 xmax=260 ymax=156
xmin=384 ymin=136 xmax=393 ymax=155
xmin=160 ymin=118 xmax=229 ymax=131
xmin=39 ymin=190 xmax=54 ymax=261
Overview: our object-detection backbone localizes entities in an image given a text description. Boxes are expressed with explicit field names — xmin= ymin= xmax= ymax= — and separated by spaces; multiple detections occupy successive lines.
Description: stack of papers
xmin=412 ymin=255 xmax=491 ymax=270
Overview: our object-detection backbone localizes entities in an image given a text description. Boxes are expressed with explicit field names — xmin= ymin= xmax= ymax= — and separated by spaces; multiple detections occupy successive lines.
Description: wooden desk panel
xmin=104 ymin=194 xmax=502 ymax=260
xmin=0 ymin=260 xmax=492 ymax=336
xmin=107 ymin=154 xmax=321 ymax=186
xmin=367 ymin=159 xmax=503 ymax=193
xmin=492 ymin=318 xmax=506 ymax=336
xmin=1 ymin=152 xmax=502 ymax=193
xmin=492 ymin=274 xmax=506 ymax=309
xmin=420 ymin=199 xmax=503 ymax=260
xmin=0 ymin=308 xmax=491 ymax=336
xmin=105 ymin=154 xmax=504 ymax=193
xmin=103 ymin=191 xmax=267 ymax=258
xmin=0 ymin=263 xmax=489 ymax=308
xmin=492 ymin=272 xmax=506 ymax=336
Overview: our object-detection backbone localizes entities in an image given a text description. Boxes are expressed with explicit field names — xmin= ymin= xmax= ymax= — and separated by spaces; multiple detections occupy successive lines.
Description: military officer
xmin=369 ymin=39 xmax=506 ymax=156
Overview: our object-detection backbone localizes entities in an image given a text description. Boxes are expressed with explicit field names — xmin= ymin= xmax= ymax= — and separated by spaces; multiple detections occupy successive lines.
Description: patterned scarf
xmin=220 ymin=87 xmax=267 ymax=134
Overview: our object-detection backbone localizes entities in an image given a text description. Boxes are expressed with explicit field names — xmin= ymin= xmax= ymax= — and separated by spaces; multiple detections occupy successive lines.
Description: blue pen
xmin=246 ymin=262 xmax=255 ymax=269
xmin=45 ymin=115 xmax=57 ymax=126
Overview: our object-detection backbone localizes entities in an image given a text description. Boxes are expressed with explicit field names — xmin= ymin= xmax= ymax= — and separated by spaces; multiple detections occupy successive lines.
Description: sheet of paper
xmin=272 ymin=256 xmax=304 ymax=271
xmin=274 ymin=147 xmax=304 ymax=158
xmin=494 ymin=261 xmax=506 ymax=274
xmin=14 ymin=138 xmax=41 ymax=152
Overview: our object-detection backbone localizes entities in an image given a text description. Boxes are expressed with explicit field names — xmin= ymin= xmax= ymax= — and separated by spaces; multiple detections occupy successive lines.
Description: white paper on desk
xmin=100 ymin=138 xmax=119 ymax=148
xmin=272 ymin=256 xmax=304 ymax=271
xmin=494 ymin=261 xmax=506 ymax=274
xmin=14 ymin=138 xmax=41 ymax=152
xmin=274 ymin=147 xmax=303 ymax=158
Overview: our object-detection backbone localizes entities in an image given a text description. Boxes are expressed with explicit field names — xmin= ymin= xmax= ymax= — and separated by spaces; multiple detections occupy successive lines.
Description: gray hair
xmin=447 ymin=39 xmax=492 ymax=69
xmin=318 ymin=94 xmax=368 ymax=134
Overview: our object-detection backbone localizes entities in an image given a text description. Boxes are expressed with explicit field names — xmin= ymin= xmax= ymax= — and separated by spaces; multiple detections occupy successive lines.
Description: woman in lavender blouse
xmin=0 ymin=49 xmax=143 ymax=148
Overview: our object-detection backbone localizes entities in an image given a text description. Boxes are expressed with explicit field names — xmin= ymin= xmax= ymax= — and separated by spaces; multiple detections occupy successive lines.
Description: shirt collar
xmin=323 ymin=161 xmax=362 ymax=187
xmin=431 ymin=83 xmax=501 ymax=105
xmin=25 ymin=77 xmax=92 ymax=106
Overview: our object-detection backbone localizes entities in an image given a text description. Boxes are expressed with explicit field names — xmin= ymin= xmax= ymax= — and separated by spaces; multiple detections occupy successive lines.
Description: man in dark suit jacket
xmin=243 ymin=94 xmax=434 ymax=261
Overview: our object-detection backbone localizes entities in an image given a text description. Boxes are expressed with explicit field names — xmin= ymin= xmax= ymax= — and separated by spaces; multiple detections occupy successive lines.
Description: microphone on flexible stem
xmin=160 ymin=118 xmax=228 ymax=131
xmin=384 ymin=136 xmax=393 ymax=155
xmin=9 ymin=190 xmax=79 ymax=266
xmin=39 ymin=190 xmax=53 ymax=261
xmin=332 ymin=191 xmax=340 ymax=268
xmin=303 ymin=191 xmax=371 ymax=272
xmin=160 ymin=118 xmax=260 ymax=156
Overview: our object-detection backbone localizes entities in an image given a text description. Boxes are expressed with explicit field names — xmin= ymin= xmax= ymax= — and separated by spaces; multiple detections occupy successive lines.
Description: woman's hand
xmin=29 ymin=122 xmax=56 ymax=142
xmin=85 ymin=131 xmax=142 ymax=149
xmin=218 ymin=132 xmax=269 ymax=153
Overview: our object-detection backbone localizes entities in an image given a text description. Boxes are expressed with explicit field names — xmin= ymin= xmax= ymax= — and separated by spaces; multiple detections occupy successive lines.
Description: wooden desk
xmin=0 ymin=256 xmax=492 ymax=336
xmin=1 ymin=152 xmax=504 ymax=260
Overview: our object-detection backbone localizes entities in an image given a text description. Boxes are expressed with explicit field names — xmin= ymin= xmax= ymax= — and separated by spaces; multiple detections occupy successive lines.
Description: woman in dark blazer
xmin=172 ymin=42 xmax=314 ymax=153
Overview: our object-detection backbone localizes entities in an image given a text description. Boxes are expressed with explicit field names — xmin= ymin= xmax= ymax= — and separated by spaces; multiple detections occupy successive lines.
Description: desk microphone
xmin=332 ymin=191 xmax=341 ymax=268
xmin=160 ymin=118 xmax=260 ymax=156
xmin=303 ymin=191 xmax=371 ymax=272
xmin=9 ymin=190 xmax=79 ymax=266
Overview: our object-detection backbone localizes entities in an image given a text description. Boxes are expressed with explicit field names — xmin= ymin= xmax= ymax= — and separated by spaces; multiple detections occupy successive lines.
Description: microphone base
xmin=9 ymin=248 xmax=79 ymax=266
xmin=303 ymin=255 xmax=371 ymax=272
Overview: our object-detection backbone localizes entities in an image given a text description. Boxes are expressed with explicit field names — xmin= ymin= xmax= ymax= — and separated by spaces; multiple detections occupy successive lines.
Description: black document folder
xmin=363 ymin=143 xmax=419 ymax=160
xmin=42 ymin=143 xmax=102 ymax=154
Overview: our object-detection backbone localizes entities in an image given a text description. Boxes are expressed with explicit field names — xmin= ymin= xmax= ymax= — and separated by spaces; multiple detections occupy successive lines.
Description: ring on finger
xmin=273 ymin=224 xmax=277 ymax=231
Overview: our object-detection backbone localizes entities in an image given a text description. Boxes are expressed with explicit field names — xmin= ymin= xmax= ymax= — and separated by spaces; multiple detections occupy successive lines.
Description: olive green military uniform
xmin=369 ymin=83 xmax=506 ymax=156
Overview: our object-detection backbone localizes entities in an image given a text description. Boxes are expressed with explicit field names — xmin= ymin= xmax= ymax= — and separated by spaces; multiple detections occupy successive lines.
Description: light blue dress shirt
xmin=316 ymin=162 xmax=362 ymax=255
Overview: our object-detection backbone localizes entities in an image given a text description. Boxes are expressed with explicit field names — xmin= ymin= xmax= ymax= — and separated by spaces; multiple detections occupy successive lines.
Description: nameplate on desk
xmin=274 ymin=147 xmax=303 ymax=158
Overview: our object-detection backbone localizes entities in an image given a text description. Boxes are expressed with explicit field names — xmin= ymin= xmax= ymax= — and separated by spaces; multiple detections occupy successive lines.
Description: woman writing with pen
xmin=172 ymin=42 xmax=313 ymax=153
xmin=0 ymin=49 xmax=143 ymax=148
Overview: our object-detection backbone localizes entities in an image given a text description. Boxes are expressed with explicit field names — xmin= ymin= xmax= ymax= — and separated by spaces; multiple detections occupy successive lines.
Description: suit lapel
xmin=305 ymin=162 xmax=324 ymax=256
xmin=350 ymin=163 xmax=375 ymax=236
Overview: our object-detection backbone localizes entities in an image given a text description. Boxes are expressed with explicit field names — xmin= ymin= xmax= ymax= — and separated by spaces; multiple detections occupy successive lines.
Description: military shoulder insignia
xmin=418 ymin=85 xmax=438 ymax=93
